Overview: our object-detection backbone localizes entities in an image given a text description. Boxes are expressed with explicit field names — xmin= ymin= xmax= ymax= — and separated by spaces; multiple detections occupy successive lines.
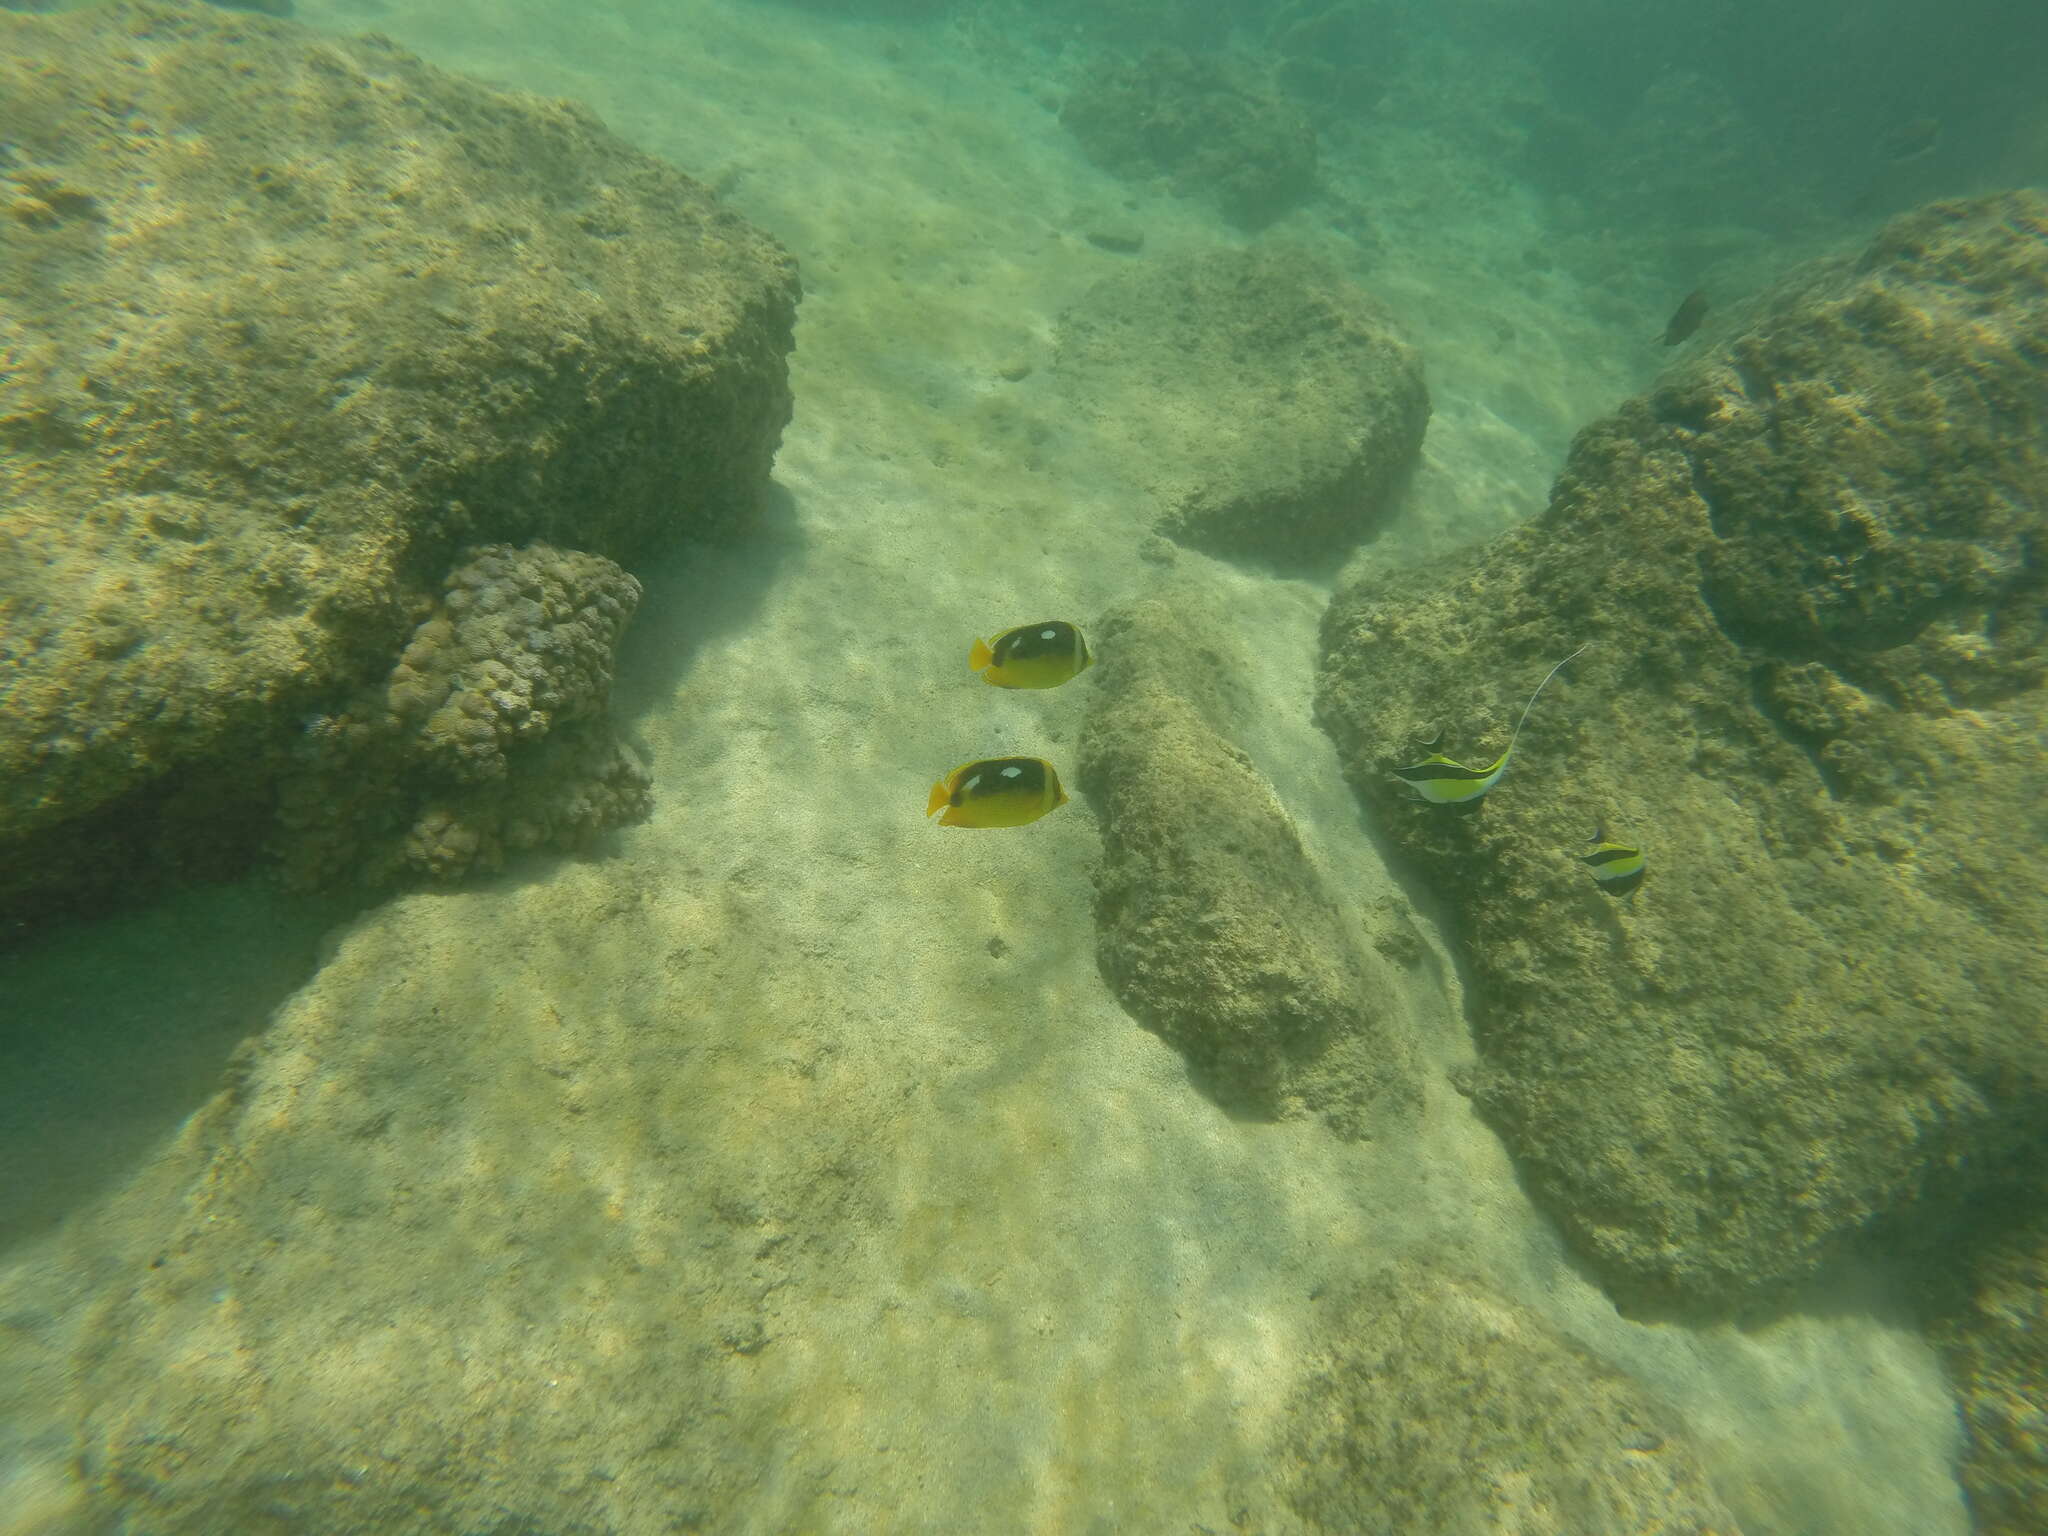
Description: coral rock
xmin=1315 ymin=191 xmax=2048 ymax=1309
xmin=277 ymin=542 xmax=650 ymax=888
xmin=0 ymin=0 xmax=795 ymax=931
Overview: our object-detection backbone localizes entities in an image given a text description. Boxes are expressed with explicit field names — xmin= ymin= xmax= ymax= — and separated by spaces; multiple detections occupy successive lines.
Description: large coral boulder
xmin=59 ymin=875 xmax=858 ymax=1534
xmin=0 ymin=0 xmax=798 ymax=931
xmin=1052 ymin=244 xmax=1428 ymax=570
xmin=1315 ymin=192 xmax=2048 ymax=1310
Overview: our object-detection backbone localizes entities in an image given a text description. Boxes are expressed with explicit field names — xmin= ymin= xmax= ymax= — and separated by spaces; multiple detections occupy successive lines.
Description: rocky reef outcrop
xmin=1079 ymin=591 xmax=1418 ymax=1139
xmin=57 ymin=872 xmax=866 ymax=1535
xmin=1315 ymin=191 xmax=2048 ymax=1310
xmin=1925 ymin=1192 xmax=2048 ymax=1536
xmin=1278 ymin=1256 xmax=1742 ymax=1533
xmin=1052 ymin=244 xmax=1428 ymax=571
xmin=0 ymin=0 xmax=798 ymax=932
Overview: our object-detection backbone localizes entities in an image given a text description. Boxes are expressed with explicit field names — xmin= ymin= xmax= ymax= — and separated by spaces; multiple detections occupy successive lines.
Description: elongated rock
xmin=1082 ymin=592 xmax=1418 ymax=1139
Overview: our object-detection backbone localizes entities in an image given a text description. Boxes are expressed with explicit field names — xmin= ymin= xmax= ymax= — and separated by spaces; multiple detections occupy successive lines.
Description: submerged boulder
xmin=1279 ymin=1257 xmax=1742 ymax=1533
xmin=0 ymin=0 xmax=798 ymax=932
xmin=1316 ymin=192 xmax=2048 ymax=1309
xmin=1080 ymin=591 xmax=1418 ymax=1139
xmin=1925 ymin=1192 xmax=2048 ymax=1536
xmin=1052 ymin=244 xmax=1428 ymax=570
xmin=61 ymin=876 xmax=853 ymax=1534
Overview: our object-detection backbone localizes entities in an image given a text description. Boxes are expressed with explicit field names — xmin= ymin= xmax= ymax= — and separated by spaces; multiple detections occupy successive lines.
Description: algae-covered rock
xmin=1060 ymin=46 xmax=1319 ymax=230
xmin=275 ymin=542 xmax=650 ymax=887
xmin=1052 ymin=244 xmax=1428 ymax=570
xmin=0 ymin=0 xmax=797 ymax=931
xmin=1315 ymin=191 xmax=2048 ymax=1309
xmin=1280 ymin=1256 xmax=1742 ymax=1533
xmin=1927 ymin=1200 xmax=2048 ymax=1536
xmin=1079 ymin=593 xmax=1418 ymax=1138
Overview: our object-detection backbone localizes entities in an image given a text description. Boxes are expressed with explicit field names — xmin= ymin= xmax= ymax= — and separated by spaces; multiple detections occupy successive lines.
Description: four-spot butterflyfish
xmin=970 ymin=621 xmax=1094 ymax=690
xmin=1391 ymin=644 xmax=1588 ymax=806
xmin=926 ymin=756 xmax=1070 ymax=828
xmin=1581 ymin=824 xmax=1646 ymax=894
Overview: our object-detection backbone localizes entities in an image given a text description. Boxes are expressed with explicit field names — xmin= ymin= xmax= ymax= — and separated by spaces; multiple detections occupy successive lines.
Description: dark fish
xmin=1661 ymin=290 xmax=1709 ymax=347
xmin=1877 ymin=115 xmax=1941 ymax=164
xmin=1845 ymin=116 xmax=1944 ymax=216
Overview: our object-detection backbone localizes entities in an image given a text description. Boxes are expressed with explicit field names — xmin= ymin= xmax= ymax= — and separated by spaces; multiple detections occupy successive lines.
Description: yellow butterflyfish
xmin=925 ymin=756 xmax=1069 ymax=828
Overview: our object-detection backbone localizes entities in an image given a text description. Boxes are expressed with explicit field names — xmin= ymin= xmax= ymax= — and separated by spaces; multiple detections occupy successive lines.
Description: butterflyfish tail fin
xmin=926 ymin=778 xmax=952 ymax=818
xmin=969 ymin=638 xmax=995 ymax=673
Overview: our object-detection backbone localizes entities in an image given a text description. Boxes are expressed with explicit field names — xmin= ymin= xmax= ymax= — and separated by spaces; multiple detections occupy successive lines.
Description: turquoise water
xmin=3 ymin=1 xmax=2044 ymax=1531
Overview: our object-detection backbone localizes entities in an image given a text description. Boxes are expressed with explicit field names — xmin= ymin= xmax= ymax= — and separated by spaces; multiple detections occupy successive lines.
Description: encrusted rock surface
xmin=1279 ymin=1256 xmax=1742 ymax=1534
xmin=1079 ymin=592 xmax=1417 ymax=1138
xmin=1052 ymin=244 xmax=1428 ymax=570
xmin=0 ymin=0 xmax=797 ymax=930
xmin=276 ymin=542 xmax=650 ymax=887
xmin=1926 ymin=1197 xmax=2048 ymax=1536
xmin=1315 ymin=191 xmax=2048 ymax=1309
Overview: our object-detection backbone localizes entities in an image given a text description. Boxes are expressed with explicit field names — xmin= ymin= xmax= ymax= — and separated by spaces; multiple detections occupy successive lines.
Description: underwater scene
xmin=2 ymin=0 xmax=2045 ymax=1530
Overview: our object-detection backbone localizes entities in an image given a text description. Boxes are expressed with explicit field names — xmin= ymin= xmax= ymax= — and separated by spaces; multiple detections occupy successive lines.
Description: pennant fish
xmin=1390 ymin=645 xmax=1588 ymax=806
xmin=926 ymin=756 xmax=1069 ymax=828
xmin=1581 ymin=825 xmax=1646 ymax=894
xmin=970 ymin=620 xmax=1094 ymax=690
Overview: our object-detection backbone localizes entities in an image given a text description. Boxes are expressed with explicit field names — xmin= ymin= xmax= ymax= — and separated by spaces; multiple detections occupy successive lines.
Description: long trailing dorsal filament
xmin=1495 ymin=642 xmax=1588 ymax=770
